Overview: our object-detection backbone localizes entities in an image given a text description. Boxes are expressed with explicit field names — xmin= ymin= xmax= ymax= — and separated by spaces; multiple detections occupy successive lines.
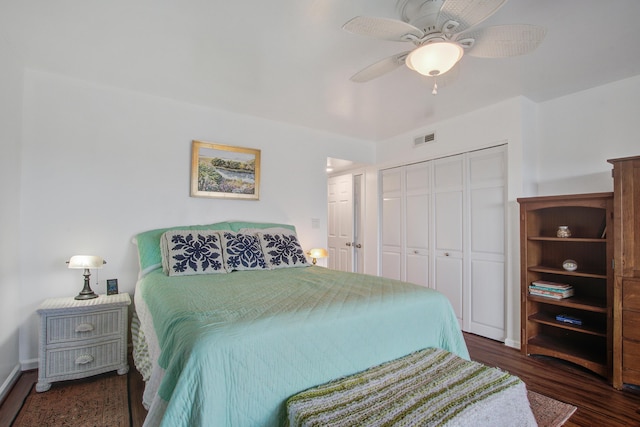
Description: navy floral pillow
xmin=258 ymin=231 xmax=308 ymax=269
xmin=220 ymin=232 xmax=268 ymax=272
xmin=160 ymin=230 xmax=225 ymax=276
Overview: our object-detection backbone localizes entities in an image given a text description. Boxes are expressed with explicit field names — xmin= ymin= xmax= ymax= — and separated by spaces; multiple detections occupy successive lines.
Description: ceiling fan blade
xmin=458 ymin=24 xmax=546 ymax=58
xmin=350 ymin=51 xmax=412 ymax=82
xmin=343 ymin=16 xmax=424 ymax=42
xmin=437 ymin=0 xmax=508 ymax=34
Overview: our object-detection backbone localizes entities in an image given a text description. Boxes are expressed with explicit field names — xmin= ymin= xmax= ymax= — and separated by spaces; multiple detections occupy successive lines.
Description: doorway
xmin=327 ymin=171 xmax=365 ymax=273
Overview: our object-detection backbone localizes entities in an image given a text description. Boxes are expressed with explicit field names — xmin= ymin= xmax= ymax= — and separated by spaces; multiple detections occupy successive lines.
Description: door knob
xmin=355 ymin=243 xmax=362 ymax=248
xmin=346 ymin=242 xmax=352 ymax=246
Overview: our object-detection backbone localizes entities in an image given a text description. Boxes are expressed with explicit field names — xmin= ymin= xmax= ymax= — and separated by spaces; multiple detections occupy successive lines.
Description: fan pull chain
xmin=432 ymin=80 xmax=438 ymax=95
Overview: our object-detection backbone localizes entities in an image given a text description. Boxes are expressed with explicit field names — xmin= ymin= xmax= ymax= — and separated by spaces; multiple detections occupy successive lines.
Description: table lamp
xmin=307 ymin=248 xmax=328 ymax=265
xmin=67 ymin=255 xmax=106 ymax=300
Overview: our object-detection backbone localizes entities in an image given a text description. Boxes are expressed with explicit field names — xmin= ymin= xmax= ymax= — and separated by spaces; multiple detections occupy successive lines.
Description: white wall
xmin=369 ymin=97 xmax=532 ymax=348
xmin=537 ymin=75 xmax=640 ymax=195
xmin=17 ymin=69 xmax=375 ymax=367
xmin=367 ymin=76 xmax=640 ymax=350
xmin=10 ymin=66 xmax=640 ymax=377
xmin=0 ymin=31 xmax=24 ymax=398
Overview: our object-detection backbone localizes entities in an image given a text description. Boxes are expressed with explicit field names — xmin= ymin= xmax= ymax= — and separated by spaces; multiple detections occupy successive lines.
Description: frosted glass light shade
xmin=307 ymin=248 xmax=328 ymax=265
xmin=67 ymin=255 xmax=105 ymax=300
xmin=407 ymin=42 xmax=463 ymax=77
xmin=308 ymin=248 xmax=328 ymax=259
xmin=68 ymin=255 xmax=106 ymax=269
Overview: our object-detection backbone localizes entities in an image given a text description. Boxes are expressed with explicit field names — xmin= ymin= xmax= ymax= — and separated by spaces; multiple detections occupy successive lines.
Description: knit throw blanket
xmin=286 ymin=348 xmax=537 ymax=427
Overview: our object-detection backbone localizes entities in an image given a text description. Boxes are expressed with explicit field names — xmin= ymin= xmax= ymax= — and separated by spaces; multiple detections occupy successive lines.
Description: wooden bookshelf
xmin=518 ymin=193 xmax=613 ymax=381
xmin=608 ymin=155 xmax=640 ymax=389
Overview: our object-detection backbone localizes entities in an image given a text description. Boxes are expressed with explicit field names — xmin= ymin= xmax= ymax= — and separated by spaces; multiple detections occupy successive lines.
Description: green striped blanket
xmin=286 ymin=348 xmax=536 ymax=427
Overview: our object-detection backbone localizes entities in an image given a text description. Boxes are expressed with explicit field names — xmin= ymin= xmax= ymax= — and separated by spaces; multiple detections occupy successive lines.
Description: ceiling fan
xmin=343 ymin=0 xmax=546 ymax=91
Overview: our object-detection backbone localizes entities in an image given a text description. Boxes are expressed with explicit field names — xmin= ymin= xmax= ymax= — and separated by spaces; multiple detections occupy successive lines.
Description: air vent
xmin=414 ymin=132 xmax=436 ymax=147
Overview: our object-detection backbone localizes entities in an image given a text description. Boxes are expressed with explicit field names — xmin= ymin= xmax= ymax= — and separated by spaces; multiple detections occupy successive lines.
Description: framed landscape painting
xmin=190 ymin=140 xmax=261 ymax=200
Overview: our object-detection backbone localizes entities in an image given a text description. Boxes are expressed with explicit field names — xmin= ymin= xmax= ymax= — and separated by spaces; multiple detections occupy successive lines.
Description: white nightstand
xmin=36 ymin=293 xmax=131 ymax=392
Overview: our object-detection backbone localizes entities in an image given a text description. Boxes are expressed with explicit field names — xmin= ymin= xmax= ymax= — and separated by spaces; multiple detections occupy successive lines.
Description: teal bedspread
xmin=140 ymin=266 xmax=469 ymax=427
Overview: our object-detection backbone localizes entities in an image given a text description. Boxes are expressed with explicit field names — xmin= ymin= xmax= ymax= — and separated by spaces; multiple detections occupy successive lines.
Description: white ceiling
xmin=2 ymin=0 xmax=640 ymax=141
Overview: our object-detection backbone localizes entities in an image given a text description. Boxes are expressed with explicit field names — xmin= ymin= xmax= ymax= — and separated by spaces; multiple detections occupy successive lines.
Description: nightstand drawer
xmin=46 ymin=308 xmax=123 ymax=344
xmin=45 ymin=339 xmax=123 ymax=377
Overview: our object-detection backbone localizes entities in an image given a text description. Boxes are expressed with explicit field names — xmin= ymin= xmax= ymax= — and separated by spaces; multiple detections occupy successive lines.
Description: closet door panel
xmin=435 ymin=192 xmax=463 ymax=252
xmin=381 ymin=168 xmax=403 ymax=280
xmin=406 ymin=193 xmax=429 ymax=287
xmin=407 ymin=252 xmax=429 ymax=287
xmin=433 ymin=156 xmax=464 ymax=324
xmin=466 ymin=147 xmax=506 ymax=340
xmin=470 ymin=259 xmax=505 ymax=332
xmin=405 ymin=162 xmax=430 ymax=287
xmin=381 ymin=196 xmax=402 ymax=280
xmin=382 ymin=197 xmax=402 ymax=247
xmin=406 ymin=194 xmax=429 ymax=251
xmin=435 ymin=255 xmax=463 ymax=322
xmin=470 ymin=187 xmax=504 ymax=254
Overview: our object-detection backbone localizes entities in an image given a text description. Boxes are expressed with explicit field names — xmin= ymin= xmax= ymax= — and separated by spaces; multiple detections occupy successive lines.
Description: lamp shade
xmin=406 ymin=41 xmax=463 ymax=77
xmin=67 ymin=255 xmax=106 ymax=269
xmin=308 ymin=248 xmax=328 ymax=259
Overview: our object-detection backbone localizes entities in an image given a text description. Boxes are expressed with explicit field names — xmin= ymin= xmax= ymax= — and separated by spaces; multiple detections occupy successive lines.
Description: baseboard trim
xmin=504 ymin=338 xmax=521 ymax=349
xmin=0 ymin=364 xmax=21 ymax=405
xmin=20 ymin=359 xmax=38 ymax=371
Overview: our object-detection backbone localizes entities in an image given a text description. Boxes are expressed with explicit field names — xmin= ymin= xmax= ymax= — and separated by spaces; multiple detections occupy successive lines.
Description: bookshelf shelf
xmin=527 ymin=294 xmax=606 ymax=313
xmin=528 ymin=237 xmax=606 ymax=243
xmin=518 ymin=193 xmax=613 ymax=381
xmin=528 ymin=312 xmax=606 ymax=337
xmin=528 ymin=266 xmax=607 ymax=279
xmin=527 ymin=335 xmax=608 ymax=378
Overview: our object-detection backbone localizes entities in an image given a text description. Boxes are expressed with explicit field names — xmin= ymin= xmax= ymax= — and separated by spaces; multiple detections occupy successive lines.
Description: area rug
xmin=11 ymin=371 xmax=573 ymax=427
xmin=12 ymin=373 xmax=128 ymax=427
xmin=528 ymin=390 xmax=577 ymax=427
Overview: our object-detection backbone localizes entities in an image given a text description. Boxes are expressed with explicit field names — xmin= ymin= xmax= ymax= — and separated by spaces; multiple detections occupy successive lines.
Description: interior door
xmin=465 ymin=147 xmax=506 ymax=340
xmin=433 ymin=155 xmax=464 ymax=325
xmin=381 ymin=168 xmax=403 ymax=280
xmin=353 ymin=173 xmax=365 ymax=274
xmin=405 ymin=162 xmax=430 ymax=287
xmin=327 ymin=173 xmax=353 ymax=272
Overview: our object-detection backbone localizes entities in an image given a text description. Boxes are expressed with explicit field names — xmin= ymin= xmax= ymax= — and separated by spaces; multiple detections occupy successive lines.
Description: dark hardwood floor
xmin=465 ymin=333 xmax=640 ymax=426
xmin=2 ymin=334 xmax=640 ymax=426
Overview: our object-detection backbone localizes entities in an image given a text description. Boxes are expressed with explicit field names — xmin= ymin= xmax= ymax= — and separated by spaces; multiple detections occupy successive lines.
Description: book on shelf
xmin=529 ymin=287 xmax=574 ymax=299
xmin=529 ymin=284 xmax=573 ymax=294
xmin=555 ymin=314 xmax=583 ymax=326
xmin=530 ymin=280 xmax=572 ymax=290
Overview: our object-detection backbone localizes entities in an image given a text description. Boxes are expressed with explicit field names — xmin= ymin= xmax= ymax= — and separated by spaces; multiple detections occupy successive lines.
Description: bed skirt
xmin=286 ymin=347 xmax=536 ymax=427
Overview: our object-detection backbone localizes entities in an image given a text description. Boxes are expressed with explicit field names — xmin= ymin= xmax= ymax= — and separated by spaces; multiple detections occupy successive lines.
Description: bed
xmin=131 ymin=221 xmax=471 ymax=427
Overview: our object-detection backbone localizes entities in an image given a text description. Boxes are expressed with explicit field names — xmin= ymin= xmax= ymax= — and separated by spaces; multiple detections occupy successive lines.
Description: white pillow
xmin=257 ymin=230 xmax=309 ymax=269
xmin=160 ymin=230 xmax=226 ymax=276
xmin=220 ymin=231 xmax=269 ymax=272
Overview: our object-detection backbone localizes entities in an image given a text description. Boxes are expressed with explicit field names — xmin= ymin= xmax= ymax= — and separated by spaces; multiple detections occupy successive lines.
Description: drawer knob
xmin=75 ymin=354 xmax=94 ymax=365
xmin=75 ymin=323 xmax=95 ymax=333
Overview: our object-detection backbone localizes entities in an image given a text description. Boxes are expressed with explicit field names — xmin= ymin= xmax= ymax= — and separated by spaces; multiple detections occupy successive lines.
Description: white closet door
xmin=381 ymin=168 xmax=403 ymax=280
xmin=433 ymin=155 xmax=464 ymax=325
xmin=465 ymin=147 xmax=506 ymax=340
xmin=327 ymin=174 xmax=353 ymax=272
xmin=405 ymin=162 xmax=430 ymax=287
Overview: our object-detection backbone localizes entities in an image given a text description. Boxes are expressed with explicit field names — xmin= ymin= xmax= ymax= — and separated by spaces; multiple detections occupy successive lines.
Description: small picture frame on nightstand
xmin=106 ymin=279 xmax=119 ymax=295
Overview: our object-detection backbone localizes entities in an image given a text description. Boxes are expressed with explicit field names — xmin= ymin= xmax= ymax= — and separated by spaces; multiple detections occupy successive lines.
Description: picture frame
xmin=190 ymin=140 xmax=261 ymax=200
xmin=106 ymin=279 xmax=119 ymax=295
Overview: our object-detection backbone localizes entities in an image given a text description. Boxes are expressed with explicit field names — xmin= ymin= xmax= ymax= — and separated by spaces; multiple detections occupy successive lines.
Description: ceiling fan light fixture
xmin=406 ymin=41 xmax=463 ymax=77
